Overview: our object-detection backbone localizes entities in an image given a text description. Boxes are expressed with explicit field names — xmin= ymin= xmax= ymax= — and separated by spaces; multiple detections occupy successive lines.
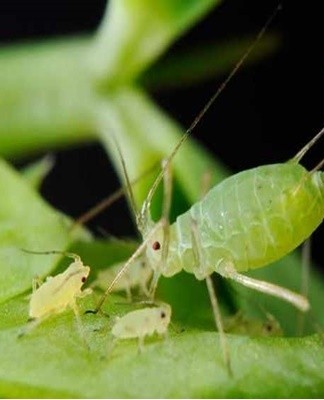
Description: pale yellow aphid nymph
xmin=21 ymin=250 xmax=92 ymax=337
xmin=111 ymin=303 xmax=171 ymax=351
xmin=91 ymin=257 xmax=152 ymax=300
xmin=29 ymin=253 xmax=91 ymax=320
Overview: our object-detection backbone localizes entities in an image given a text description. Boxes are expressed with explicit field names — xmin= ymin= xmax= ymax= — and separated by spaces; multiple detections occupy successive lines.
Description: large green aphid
xmin=145 ymin=137 xmax=324 ymax=313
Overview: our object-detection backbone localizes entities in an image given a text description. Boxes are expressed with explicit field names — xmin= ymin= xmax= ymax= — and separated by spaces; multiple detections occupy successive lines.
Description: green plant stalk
xmin=0 ymin=37 xmax=97 ymax=158
xmin=91 ymin=0 xmax=221 ymax=86
xmin=0 ymin=0 xmax=222 ymax=159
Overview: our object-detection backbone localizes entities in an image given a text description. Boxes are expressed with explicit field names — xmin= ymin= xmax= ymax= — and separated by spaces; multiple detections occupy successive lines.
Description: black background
xmin=1 ymin=1 xmax=323 ymax=267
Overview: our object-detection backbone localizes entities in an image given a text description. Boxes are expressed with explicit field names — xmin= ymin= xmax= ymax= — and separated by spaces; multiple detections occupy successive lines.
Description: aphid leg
xmin=219 ymin=262 xmax=310 ymax=312
xmin=70 ymin=299 xmax=89 ymax=350
xmin=91 ymin=220 xmax=164 ymax=314
xmin=296 ymin=239 xmax=311 ymax=335
xmin=107 ymin=337 xmax=117 ymax=357
xmin=18 ymin=317 xmax=43 ymax=338
xmin=149 ymin=159 xmax=173 ymax=299
xmin=137 ymin=335 xmax=145 ymax=354
xmin=139 ymin=278 xmax=150 ymax=297
xmin=32 ymin=276 xmax=43 ymax=292
xmin=125 ymin=283 xmax=132 ymax=302
xmin=190 ymin=218 xmax=232 ymax=376
xmin=205 ymin=276 xmax=232 ymax=375
xmin=149 ymin=270 xmax=161 ymax=300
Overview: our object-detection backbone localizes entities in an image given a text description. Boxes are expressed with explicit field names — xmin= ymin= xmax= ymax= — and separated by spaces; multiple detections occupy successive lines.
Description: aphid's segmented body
xmin=111 ymin=303 xmax=171 ymax=344
xmin=224 ymin=311 xmax=282 ymax=337
xmin=20 ymin=251 xmax=92 ymax=340
xmin=29 ymin=258 xmax=91 ymax=320
xmin=146 ymin=163 xmax=324 ymax=281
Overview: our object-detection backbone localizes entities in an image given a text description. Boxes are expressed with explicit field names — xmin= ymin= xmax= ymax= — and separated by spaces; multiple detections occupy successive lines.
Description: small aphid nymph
xmin=111 ymin=303 xmax=172 ymax=352
xmin=91 ymin=257 xmax=152 ymax=300
xmin=21 ymin=250 xmax=92 ymax=336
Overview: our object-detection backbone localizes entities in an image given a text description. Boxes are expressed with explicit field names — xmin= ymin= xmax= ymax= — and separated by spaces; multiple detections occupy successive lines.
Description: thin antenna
xmin=88 ymin=220 xmax=164 ymax=314
xmin=71 ymin=161 xmax=159 ymax=230
xmin=294 ymin=126 xmax=324 ymax=163
xmin=21 ymin=249 xmax=81 ymax=262
xmin=140 ymin=4 xmax=282 ymax=222
xmin=110 ymin=134 xmax=140 ymax=228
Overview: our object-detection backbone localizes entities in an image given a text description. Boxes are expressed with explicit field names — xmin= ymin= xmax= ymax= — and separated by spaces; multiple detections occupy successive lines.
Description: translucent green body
xmin=155 ymin=163 xmax=324 ymax=280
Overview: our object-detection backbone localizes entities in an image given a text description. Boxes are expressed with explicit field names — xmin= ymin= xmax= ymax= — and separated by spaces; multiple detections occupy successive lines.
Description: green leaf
xmin=0 ymin=158 xmax=89 ymax=304
xmin=91 ymin=0 xmax=221 ymax=86
xmin=142 ymin=34 xmax=280 ymax=90
xmin=21 ymin=155 xmax=54 ymax=190
xmin=0 ymin=239 xmax=324 ymax=398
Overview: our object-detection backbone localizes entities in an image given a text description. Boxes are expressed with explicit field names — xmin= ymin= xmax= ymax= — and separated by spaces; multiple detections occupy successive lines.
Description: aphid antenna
xmin=109 ymin=132 xmax=141 ymax=232
xmin=21 ymin=248 xmax=81 ymax=262
xmin=22 ymin=248 xmax=88 ymax=291
xmin=113 ymin=299 xmax=160 ymax=307
xmin=296 ymin=238 xmax=311 ymax=336
xmin=134 ymin=299 xmax=162 ymax=307
xmin=293 ymin=126 xmax=324 ymax=163
xmin=71 ymin=161 xmax=160 ymax=230
xmin=89 ymin=220 xmax=165 ymax=314
xmin=139 ymin=4 xmax=282 ymax=224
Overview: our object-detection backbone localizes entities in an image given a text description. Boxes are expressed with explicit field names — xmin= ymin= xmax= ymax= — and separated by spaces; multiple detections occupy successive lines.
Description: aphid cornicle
xmin=111 ymin=303 xmax=171 ymax=352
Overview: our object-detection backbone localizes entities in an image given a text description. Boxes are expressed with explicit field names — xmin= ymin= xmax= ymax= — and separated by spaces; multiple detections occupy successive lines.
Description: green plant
xmin=0 ymin=0 xmax=324 ymax=397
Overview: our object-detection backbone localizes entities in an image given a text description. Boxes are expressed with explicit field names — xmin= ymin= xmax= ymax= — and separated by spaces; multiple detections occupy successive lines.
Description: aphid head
xmin=157 ymin=303 xmax=172 ymax=333
xmin=81 ymin=266 xmax=90 ymax=282
xmin=66 ymin=262 xmax=90 ymax=286
xmin=145 ymin=226 xmax=164 ymax=269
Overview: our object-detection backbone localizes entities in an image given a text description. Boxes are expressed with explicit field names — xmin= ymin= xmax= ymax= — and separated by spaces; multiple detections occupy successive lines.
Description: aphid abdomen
xmin=29 ymin=262 xmax=90 ymax=319
xmin=111 ymin=305 xmax=172 ymax=343
xmin=164 ymin=163 xmax=324 ymax=279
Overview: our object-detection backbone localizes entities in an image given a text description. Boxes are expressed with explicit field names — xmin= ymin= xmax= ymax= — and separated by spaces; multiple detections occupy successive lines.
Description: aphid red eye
xmin=81 ymin=276 xmax=87 ymax=283
xmin=152 ymin=241 xmax=161 ymax=251
xmin=160 ymin=311 xmax=166 ymax=319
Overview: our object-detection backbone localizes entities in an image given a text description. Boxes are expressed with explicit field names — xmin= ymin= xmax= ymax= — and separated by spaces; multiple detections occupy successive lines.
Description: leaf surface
xmin=0 ymin=158 xmax=88 ymax=304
